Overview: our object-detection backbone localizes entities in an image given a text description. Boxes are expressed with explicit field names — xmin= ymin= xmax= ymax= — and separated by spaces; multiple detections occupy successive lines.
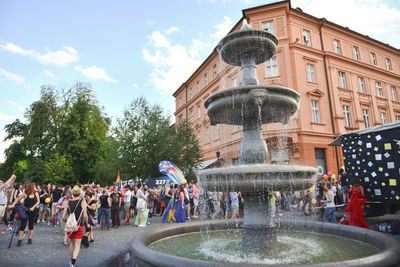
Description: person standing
xmin=62 ymin=186 xmax=89 ymax=267
xmin=99 ymin=189 xmax=111 ymax=230
xmin=175 ymin=185 xmax=186 ymax=223
xmin=192 ymin=181 xmax=200 ymax=218
xmin=230 ymin=192 xmax=239 ymax=219
xmin=322 ymin=183 xmax=337 ymax=223
xmin=38 ymin=186 xmax=49 ymax=223
xmin=123 ymin=186 xmax=132 ymax=224
xmin=9 ymin=183 xmax=40 ymax=246
xmin=339 ymin=168 xmax=349 ymax=203
xmin=57 ymin=191 xmax=72 ymax=246
xmin=50 ymin=185 xmax=63 ymax=227
xmin=0 ymin=174 xmax=16 ymax=229
xmin=136 ymin=183 xmax=148 ymax=227
xmin=110 ymin=187 xmax=121 ymax=228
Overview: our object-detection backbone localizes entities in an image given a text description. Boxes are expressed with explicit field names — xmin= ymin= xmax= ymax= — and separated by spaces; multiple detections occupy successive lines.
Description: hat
xmin=72 ymin=185 xmax=81 ymax=196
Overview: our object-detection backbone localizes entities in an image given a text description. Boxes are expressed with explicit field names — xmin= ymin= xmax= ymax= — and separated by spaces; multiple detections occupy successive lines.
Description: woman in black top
xmin=99 ymin=189 xmax=111 ymax=230
xmin=9 ymin=183 xmax=40 ymax=246
xmin=62 ymin=185 xmax=89 ymax=267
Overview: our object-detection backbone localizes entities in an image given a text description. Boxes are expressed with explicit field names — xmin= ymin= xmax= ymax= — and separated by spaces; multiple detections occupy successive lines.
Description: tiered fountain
xmin=127 ymin=21 xmax=400 ymax=267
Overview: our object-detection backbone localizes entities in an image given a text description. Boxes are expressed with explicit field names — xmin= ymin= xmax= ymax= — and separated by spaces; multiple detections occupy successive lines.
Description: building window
xmin=266 ymin=57 xmax=279 ymax=77
xmin=233 ymin=125 xmax=239 ymax=132
xmin=386 ymin=58 xmax=393 ymax=71
xmin=190 ymin=88 xmax=193 ymax=99
xmin=197 ymin=81 xmax=200 ymax=93
xmin=197 ymin=130 xmax=201 ymax=144
xmin=376 ymin=82 xmax=383 ymax=97
xmin=343 ymin=105 xmax=352 ymax=127
xmin=334 ymin=39 xmax=341 ymax=54
xmin=215 ymin=124 xmax=220 ymax=139
xmin=204 ymin=73 xmax=208 ymax=86
xmin=179 ymin=96 xmax=182 ymax=106
xmin=213 ymin=65 xmax=217 ymax=79
xmin=303 ymin=30 xmax=311 ymax=47
xmin=206 ymin=126 xmax=210 ymax=143
xmin=232 ymin=77 xmax=237 ymax=88
xmin=380 ymin=112 xmax=386 ymax=124
xmin=262 ymin=21 xmax=274 ymax=34
xmin=338 ymin=71 xmax=347 ymax=89
xmin=311 ymin=100 xmax=320 ymax=123
xmin=358 ymin=77 xmax=366 ymax=93
xmin=307 ymin=64 xmax=316 ymax=83
xmin=390 ymin=86 xmax=398 ymax=102
xmin=353 ymin=46 xmax=360 ymax=61
xmin=362 ymin=109 xmax=370 ymax=128
xmin=396 ymin=115 xmax=400 ymax=122
xmin=370 ymin=52 xmax=377 ymax=66
xmin=197 ymin=105 xmax=201 ymax=118
xmin=190 ymin=110 xmax=194 ymax=121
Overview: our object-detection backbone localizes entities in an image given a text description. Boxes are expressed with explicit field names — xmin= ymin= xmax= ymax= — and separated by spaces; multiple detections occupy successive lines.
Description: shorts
xmin=0 ymin=205 xmax=5 ymax=217
xmin=124 ymin=202 xmax=131 ymax=213
xmin=185 ymin=203 xmax=191 ymax=211
xmin=68 ymin=226 xmax=83 ymax=239
xmin=159 ymin=201 xmax=165 ymax=208
xmin=232 ymin=205 xmax=239 ymax=215
xmin=193 ymin=198 xmax=199 ymax=207
xmin=51 ymin=202 xmax=58 ymax=215
xmin=39 ymin=203 xmax=47 ymax=211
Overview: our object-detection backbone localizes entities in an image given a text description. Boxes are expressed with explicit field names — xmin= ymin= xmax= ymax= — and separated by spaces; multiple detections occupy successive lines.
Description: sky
xmin=1 ymin=0 xmax=400 ymax=162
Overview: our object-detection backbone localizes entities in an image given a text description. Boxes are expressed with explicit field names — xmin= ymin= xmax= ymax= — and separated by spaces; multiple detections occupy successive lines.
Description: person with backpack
xmin=9 ymin=183 xmax=40 ymax=246
xmin=62 ymin=185 xmax=89 ymax=267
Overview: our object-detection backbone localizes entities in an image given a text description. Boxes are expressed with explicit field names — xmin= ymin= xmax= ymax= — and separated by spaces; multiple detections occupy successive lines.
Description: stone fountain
xmin=125 ymin=20 xmax=400 ymax=267
xmin=198 ymin=19 xmax=317 ymax=251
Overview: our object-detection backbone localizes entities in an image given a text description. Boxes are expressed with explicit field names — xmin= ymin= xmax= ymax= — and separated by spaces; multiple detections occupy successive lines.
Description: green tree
xmin=44 ymin=153 xmax=74 ymax=184
xmin=93 ymin=136 xmax=120 ymax=185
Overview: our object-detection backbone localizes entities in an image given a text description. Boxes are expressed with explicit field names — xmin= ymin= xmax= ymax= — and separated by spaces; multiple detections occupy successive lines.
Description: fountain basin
xmin=217 ymin=29 xmax=278 ymax=66
xmin=197 ymin=164 xmax=317 ymax=192
xmin=204 ymin=85 xmax=300 ymax=126
xmin=131 ymin=220 xmax=400 ymax=267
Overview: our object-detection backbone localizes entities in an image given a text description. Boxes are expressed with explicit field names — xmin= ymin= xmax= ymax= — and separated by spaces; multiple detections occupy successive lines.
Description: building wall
xmin=173 ymin=1 xmax=400 ymax=176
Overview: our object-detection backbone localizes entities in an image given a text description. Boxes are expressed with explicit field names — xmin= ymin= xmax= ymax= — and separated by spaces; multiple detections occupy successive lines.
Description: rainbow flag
xmin=89 ymin=182 xmax=94 ymax=189
xmin=162 ymin=198 xmax=174 ymax=223
xmin=115 ymin=171 xmax=120 ymax=185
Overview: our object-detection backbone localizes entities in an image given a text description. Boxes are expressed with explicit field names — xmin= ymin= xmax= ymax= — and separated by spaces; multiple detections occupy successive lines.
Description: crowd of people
xmin=0 ymin=168 xmax=369 ymax=267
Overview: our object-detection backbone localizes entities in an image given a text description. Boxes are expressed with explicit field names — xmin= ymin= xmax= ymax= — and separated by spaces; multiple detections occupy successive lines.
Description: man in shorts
xmin=192 ymin=181 xmax=199 ymax=218
xmin=123 ymin=185 xmax=131 ymax=224
xmin=50 ymin=185 xmax=63 ymax=226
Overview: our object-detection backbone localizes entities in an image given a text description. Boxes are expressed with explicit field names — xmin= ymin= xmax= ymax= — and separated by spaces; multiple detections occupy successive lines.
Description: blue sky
xmin=1 ymin=0 xmax=400 ymax=162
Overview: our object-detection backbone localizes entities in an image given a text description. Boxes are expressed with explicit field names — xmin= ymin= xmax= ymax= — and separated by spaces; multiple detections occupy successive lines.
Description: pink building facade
xmin=173 ymin=1 xmax=400 ymax=176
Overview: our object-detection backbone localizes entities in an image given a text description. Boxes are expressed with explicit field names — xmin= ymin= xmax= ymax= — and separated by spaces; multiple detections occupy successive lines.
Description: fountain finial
xmin=240 ymin=19 xmax=252 ymax=30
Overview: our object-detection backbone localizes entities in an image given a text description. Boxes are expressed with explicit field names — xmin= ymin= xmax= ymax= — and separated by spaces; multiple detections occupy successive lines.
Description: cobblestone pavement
xmin=0 ymin=215 xmax=165 ymax=267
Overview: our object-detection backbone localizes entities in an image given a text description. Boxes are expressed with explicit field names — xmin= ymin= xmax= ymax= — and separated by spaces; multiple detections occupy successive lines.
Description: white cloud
xmin=7 ymin=100 xmax=17 ymax=106
xmin=210 ymin=16 xmax=233 ymax=39
xmin=74 ymin=65 xmax=117 ymax=83
xmin=0 ymin=42 xmax=79 ymax=66
xmin=18 ymin=106 xmax=25 ymax=112
xmin=142 ymin=30 xmax=212 ymax=95
xmin=0 ymin=68 xmax=24 ymax=84
xmin=131 ymin=83 xmax=138 ymax=88
xmin=292 ymin=0 xmax=400 ymax=48
xmin=166 ymin=27 xmax=179 ymax=34
xmin=44 ymin=69 xmax=55 ymax=78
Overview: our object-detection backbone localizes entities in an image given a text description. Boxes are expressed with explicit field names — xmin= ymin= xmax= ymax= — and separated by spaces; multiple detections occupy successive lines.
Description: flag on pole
xmin=90 ymin=182 xmax=95 ymax=189
xmin=115 ymin=171 xmax=120 ymax=185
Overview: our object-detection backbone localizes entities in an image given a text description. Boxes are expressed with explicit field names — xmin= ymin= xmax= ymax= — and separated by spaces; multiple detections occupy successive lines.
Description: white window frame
xmin=362 ymin=109 xmax=370 ymax=128
xmin=190 ymin=88 xmax=193 ymax=99
xmin=197 ymin=81 xmax=200 ymax=93
xmin=215 ymin=124 xmax=220 ymax=140
xmin=179 ymin=96 xmax=182 ymax=106
xmin=266 ymin=57 xmax=279 ymax=77
xmin=213 ymin=65 xmax=217 ymax=79
xmin=334 ymin=39 xmax=341 ymax=54
xmin=311 ymin=100 xmax=320 ymax=123
xmin=392 ymin=86 xmax=398 ymax=101
xmin=307 ymin=64 xmax=316 ymax=83
xmin=197 ymin=105 xmax=201 ymax=118
xmin=206 ymin=126 xmax=210 ymax=144
xmin=386 ymin=58 xmax=393 ymax=71
xmin=370 ymin=52 xmax=377 ymax=66
xmin=303 ymin=30 xmax=311 ymax=47
xmin=338 ymin=71 xmax=347 ymax=89
xmin=396 ymin=115 xmax=400 ymax=122
xmin=204 ymin=73 xmax=208 ymax=86
xmin=262 ymin=21 xmax=274 ymax=34
xmin=353 ymin=46 xmax=360 ymax=61
xmin=376 ymin=81 xmax=383 ymax=97
xmin=197 ymin=130 xmax=201 ymax=144
xmin=190 ymin=110 xmax=194 ymax=121
xmin=233 ymin=125 xmax=239 ymax=132
xmin=343 ymin=105 xmax=352 ymax=127
xmin=380 ymin=112 xmax=386 ymax=124
xmin=232 ymin=77 xmax=237 ymax=88
xmin=358 ymin=77 xmax=365 ymax=93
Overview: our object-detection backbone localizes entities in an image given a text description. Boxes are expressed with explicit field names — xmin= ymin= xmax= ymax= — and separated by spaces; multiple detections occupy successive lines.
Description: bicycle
xmin=8 ymin=208 xmax=22 ymax=248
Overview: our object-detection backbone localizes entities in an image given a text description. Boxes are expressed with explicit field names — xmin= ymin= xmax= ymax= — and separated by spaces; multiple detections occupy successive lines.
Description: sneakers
xmin=28 ymin=239 xmax=32 ymax=244
xmin=17 ymin=240 xmax=22 ymax=247
xmin=138 ymin=224 xmax=145 ymax=227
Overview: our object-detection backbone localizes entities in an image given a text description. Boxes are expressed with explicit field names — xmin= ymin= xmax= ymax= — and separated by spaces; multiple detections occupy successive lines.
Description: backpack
xmin=65 ymin=200 xmax=83 ymax=233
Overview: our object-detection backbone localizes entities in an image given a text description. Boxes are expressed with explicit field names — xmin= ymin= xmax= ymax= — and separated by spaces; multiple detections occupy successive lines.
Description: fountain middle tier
xmin=196 ymin=164 xmax=317 ymax=193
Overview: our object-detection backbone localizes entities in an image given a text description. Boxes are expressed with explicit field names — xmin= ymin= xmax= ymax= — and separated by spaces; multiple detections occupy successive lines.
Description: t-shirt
xmin=124 ymin=190 xmax=132 ymax=203
xmin=52 ymin=188 xmax=63 ymax=203
xmin=0 ymin=188 xmax=7 ymax=205
xmin=88 ymin=199 xmax=96 ymax=217
xmin=110 ymin=193 xmax=121 ymax=207
xmin=230 ymin=192 xmax=239 ymax=207
xmin=100 ymin=195 xmax=109 ymax=209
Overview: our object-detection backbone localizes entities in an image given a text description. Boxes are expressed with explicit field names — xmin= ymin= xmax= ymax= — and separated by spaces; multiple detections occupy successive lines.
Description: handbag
xmin=65 ymin=200 xmax=83 ymax=233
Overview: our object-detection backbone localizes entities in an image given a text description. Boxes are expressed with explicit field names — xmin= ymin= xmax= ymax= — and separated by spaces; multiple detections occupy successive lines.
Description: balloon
xmin=323 ymin=174 xmax=328 ymax=180
xmin=311 ymin=198 xmax=317 ymax=205
xmin=331 ymin=174 xmax=336 ymax=179
xmin=183 ymin=179 xmax=187 ymax=184
xmin=45 ymin=198 xmax=51 ymax=204
xmin=309 ymin=186 xmax=315 ymax=193
xmin=327 ymin=171 xmax=332 ymax=177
